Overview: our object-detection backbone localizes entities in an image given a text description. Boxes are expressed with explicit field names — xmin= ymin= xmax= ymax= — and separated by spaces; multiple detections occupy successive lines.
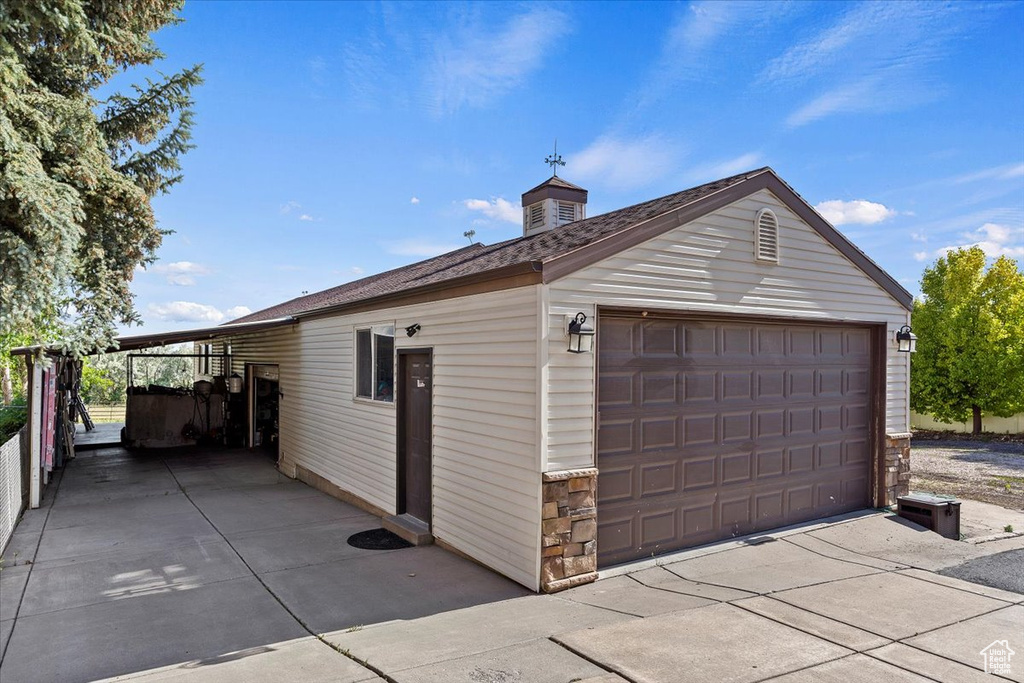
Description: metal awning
xmin=11 ymin=316 xmax=297 ymax=356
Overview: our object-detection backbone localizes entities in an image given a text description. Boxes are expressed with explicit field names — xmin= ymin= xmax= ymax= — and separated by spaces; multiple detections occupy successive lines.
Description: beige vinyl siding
xmin=545 ymin=188 xmax=910 ymax=471
xmin=219 ymin=286 xmax=542 ymax=590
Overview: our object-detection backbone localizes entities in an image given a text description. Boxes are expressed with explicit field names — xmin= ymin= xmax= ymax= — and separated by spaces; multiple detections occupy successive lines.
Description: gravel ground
xmin=911 ymin=438 xmax=1024 ymax=510
xmin=939 ymin=548 xmax=1024 ymax=593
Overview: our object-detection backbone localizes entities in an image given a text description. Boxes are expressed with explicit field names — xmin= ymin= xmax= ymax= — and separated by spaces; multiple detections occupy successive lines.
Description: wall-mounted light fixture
xmin=896 ymin=325 xmax=917 ymax=353
xmin=566 ymin=312 xmax=595 ymax=354
xmin=405 ymin=323 xmax=421 ymax=337
xmin=228 ymin=372 xmax=244 ymax=394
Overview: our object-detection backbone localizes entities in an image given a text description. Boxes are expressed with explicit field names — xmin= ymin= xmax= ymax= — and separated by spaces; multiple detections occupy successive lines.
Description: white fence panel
xmin=0 ymin=426 xmax=26 ymax=553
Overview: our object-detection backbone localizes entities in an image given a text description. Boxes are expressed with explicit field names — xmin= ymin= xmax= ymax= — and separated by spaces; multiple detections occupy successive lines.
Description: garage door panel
xmin=640 ymin=323 xmax=680 ymax=356
xmin=597 ymin=419 xmax=634 ymax=456
xmin=683 ymin=372 xmax=717 ymax=402
xmin=756 ymin=370 xmax=786 ymax=399
xmin=721 ymin=371 xmax=753 ymax=401
xmin=596 ymin=466 xmax=634 ymax=504
xmin=788 ymin=370 xmax=815 ymax=398
xmin=682 ymin=456 xmax=717 ymax=490
xmin=756 ymin=449 xmax=785 ymax=479
xmin=599 ymin=372 xmax=635 ymax=408
xmin=641 ymin=372 xmax=677 ymax=405
xmin=756 ymin=409 xmax=786 ymax=439
xmin=721 ymin=452 xmax=753 ymax=484
xmin=598 ymin=315 xmax=873 ymax=566
xmin=757 ymin=328 xmax=786 ymax=355
xmin=683 ymin=414 xmax=717 ymax=445
xmin=640 ymin=460 xmax=679 ymax=496
xmin=721 ymin=326 xmax=754 ymax=356
xmin=640 ymin=417 xmax=678 ymax=451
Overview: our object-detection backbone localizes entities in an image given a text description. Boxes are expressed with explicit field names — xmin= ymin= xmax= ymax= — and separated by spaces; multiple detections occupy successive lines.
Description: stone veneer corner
xmin=540 ymin=468 xmax=598 ymax=593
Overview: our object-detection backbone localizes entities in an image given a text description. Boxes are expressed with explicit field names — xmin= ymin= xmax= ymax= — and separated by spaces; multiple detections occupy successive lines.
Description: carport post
xmin=28 ymin=357 xmax=43 ymax=508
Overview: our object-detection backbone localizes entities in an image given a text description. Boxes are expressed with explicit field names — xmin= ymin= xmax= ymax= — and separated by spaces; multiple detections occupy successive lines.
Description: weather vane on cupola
xmin=544 ymin=141 xmax=566 ymax=177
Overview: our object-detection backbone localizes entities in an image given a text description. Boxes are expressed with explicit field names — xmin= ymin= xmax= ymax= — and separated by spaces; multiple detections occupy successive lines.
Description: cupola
xmin=521 ymin=175 xmax=588 ymax=237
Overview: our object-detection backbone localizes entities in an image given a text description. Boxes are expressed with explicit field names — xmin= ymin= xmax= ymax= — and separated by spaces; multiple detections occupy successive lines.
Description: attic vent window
xmin=755 ymin=208 xmax=779 ymax=263
xmin=528 ymin=204 xmax=544 ymax=230
xmin=557 ymin=201 xmax=576 ymax=223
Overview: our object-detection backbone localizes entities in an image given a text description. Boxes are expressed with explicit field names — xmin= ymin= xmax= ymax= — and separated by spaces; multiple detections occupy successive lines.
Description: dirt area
xmin=911 ymin=430 xmax=1024 ymax=511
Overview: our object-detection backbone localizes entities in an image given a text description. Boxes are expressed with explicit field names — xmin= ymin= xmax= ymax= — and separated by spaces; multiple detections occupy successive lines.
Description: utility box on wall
xmin=896 ymin=493 xmax=961 ymax=540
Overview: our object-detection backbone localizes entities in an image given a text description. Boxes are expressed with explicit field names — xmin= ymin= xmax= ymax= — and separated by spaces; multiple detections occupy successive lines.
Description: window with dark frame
xmin=355 ymin=325 xmax=395 ymax=402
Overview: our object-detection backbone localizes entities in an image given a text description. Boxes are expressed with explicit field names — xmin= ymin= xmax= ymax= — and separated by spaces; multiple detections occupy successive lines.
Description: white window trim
xmin=353 ymin=322 xmax=397 ymax=405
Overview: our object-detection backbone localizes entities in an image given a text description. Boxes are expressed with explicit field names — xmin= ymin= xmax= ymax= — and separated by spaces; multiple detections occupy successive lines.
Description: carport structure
xmin=9 ymin=317 xmax=296 ymax=510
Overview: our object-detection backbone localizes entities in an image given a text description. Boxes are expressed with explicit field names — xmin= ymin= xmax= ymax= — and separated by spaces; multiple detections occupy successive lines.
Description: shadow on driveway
xmin=0 ymin=446 xmax=527 ymax=683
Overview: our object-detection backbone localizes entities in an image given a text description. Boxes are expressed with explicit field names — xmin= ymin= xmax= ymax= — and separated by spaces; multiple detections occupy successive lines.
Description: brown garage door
xmin=597 ymin=314 xmax=873 ymax=566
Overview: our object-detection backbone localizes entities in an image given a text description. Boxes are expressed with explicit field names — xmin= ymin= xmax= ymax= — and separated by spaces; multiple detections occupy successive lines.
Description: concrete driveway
xmin=2 ymin=447 xmax=1023 ymax=683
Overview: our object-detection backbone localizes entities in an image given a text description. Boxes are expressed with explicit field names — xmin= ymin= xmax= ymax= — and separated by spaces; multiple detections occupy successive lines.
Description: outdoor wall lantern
xmin=896 ymin=325 xmax=917 ymax=353
xmin=405 ymin=323 xmax=421 ymax=337
xmin=567 ymin=312 xmax=596 ymax=354
xmin=228 ymin=372 xmax=244 ymax=394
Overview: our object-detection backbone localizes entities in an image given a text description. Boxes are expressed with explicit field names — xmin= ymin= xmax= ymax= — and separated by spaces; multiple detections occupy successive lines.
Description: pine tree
xmin=0 ymin=0 xmax=203 ymax=357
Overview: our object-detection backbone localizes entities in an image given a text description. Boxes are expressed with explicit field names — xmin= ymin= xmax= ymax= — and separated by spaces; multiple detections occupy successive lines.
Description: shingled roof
xmin=233 ymin=166 xmax=911 ymax=324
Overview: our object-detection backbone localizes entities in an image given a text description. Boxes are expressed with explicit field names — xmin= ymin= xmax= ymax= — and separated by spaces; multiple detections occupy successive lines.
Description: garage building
xmin=190 ymin=166 xmax=913 ymax=592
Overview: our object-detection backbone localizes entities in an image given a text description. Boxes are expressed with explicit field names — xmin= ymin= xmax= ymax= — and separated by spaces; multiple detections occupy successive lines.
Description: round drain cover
xmin=347 ymin=528 xmax=413 ymax=550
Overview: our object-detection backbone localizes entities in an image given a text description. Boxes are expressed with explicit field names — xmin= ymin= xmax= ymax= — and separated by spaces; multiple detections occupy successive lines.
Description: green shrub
xmin=0 ymin=405 xmax=28 ymax=444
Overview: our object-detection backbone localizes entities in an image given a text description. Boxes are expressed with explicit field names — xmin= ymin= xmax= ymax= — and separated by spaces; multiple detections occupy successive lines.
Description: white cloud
xmin=571 ymin=135 xmax=680 ymax=190
xmin=910 ymin=231 xmax=927 ymax=243
xmin=148 ymin=301 xmax=225 ymax=324
xmin=685 ymin=152 xmax=764 ymax=184
xmin=427 ymin=7 xmax=570 ymax=114
xmin=225 ymin=306 xmax=252 ymax=320
xmin=299 ymin=214 xmax=315 ymax=222
xmin=385 ymin=239 xmax=463 ymax=257
xmin=462 ymin=197 xmax=521 ymax=224
xmin=410 ymin=197 xmax=420 ymax=205
xmin=913 ymin=251 xmax=929 ymax=262
xmin=764 ymin=2 xmax=977 ymax=127
xmin=814 ymin=199 xmax=897 ymax=226
xmin=350 ymin=266 xmax=364 ymax=276
xmin=952 ymin=163 xmax=1024 ymax=184
xmin=938 ymin=223 xmax=1024 ymax=259
xmin=280 ymin=201 xmax=301 ymax=215
xmin=634 ymin=2 xmax=788 ymax=111
xmin=152 ymin=261 xmax=211 ymax=286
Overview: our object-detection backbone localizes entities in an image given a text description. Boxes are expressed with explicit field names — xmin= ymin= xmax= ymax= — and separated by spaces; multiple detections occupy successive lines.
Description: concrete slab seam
xmin=859 ymin=642 xmax=986 ymax=682
xmin=546 ymin=634 xmax=641 ymax=683
xmin=746 ymin=651 xmax=865 ymax=683
xmin=0 ymin=462 xmax=66 ymax=668
xmin=549 ymin=593 xmax=670 ymax=621
xmin=730 ymin=596 xmax=894 ymax=653
xmin=159 ymin=459 xmax=387 ymax=683
xmin=622 ymin=570 xmax=752 ymax=605
xmin=777 ymin=535 xmax=904 ymax=573
xmin=795 ymin=527 xmax=915 ymax=568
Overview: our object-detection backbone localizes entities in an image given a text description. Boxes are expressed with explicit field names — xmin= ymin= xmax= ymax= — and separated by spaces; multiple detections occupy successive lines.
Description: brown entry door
xmin=399 ymin=351 xmax=433 ymax=524
xmin=597 ymin=315 xmax=873 ymax=566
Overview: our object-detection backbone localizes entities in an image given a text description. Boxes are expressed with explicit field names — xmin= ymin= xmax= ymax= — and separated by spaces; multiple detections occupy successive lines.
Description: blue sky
xmin=129 ymin=1 xmax=1024 ymax=333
